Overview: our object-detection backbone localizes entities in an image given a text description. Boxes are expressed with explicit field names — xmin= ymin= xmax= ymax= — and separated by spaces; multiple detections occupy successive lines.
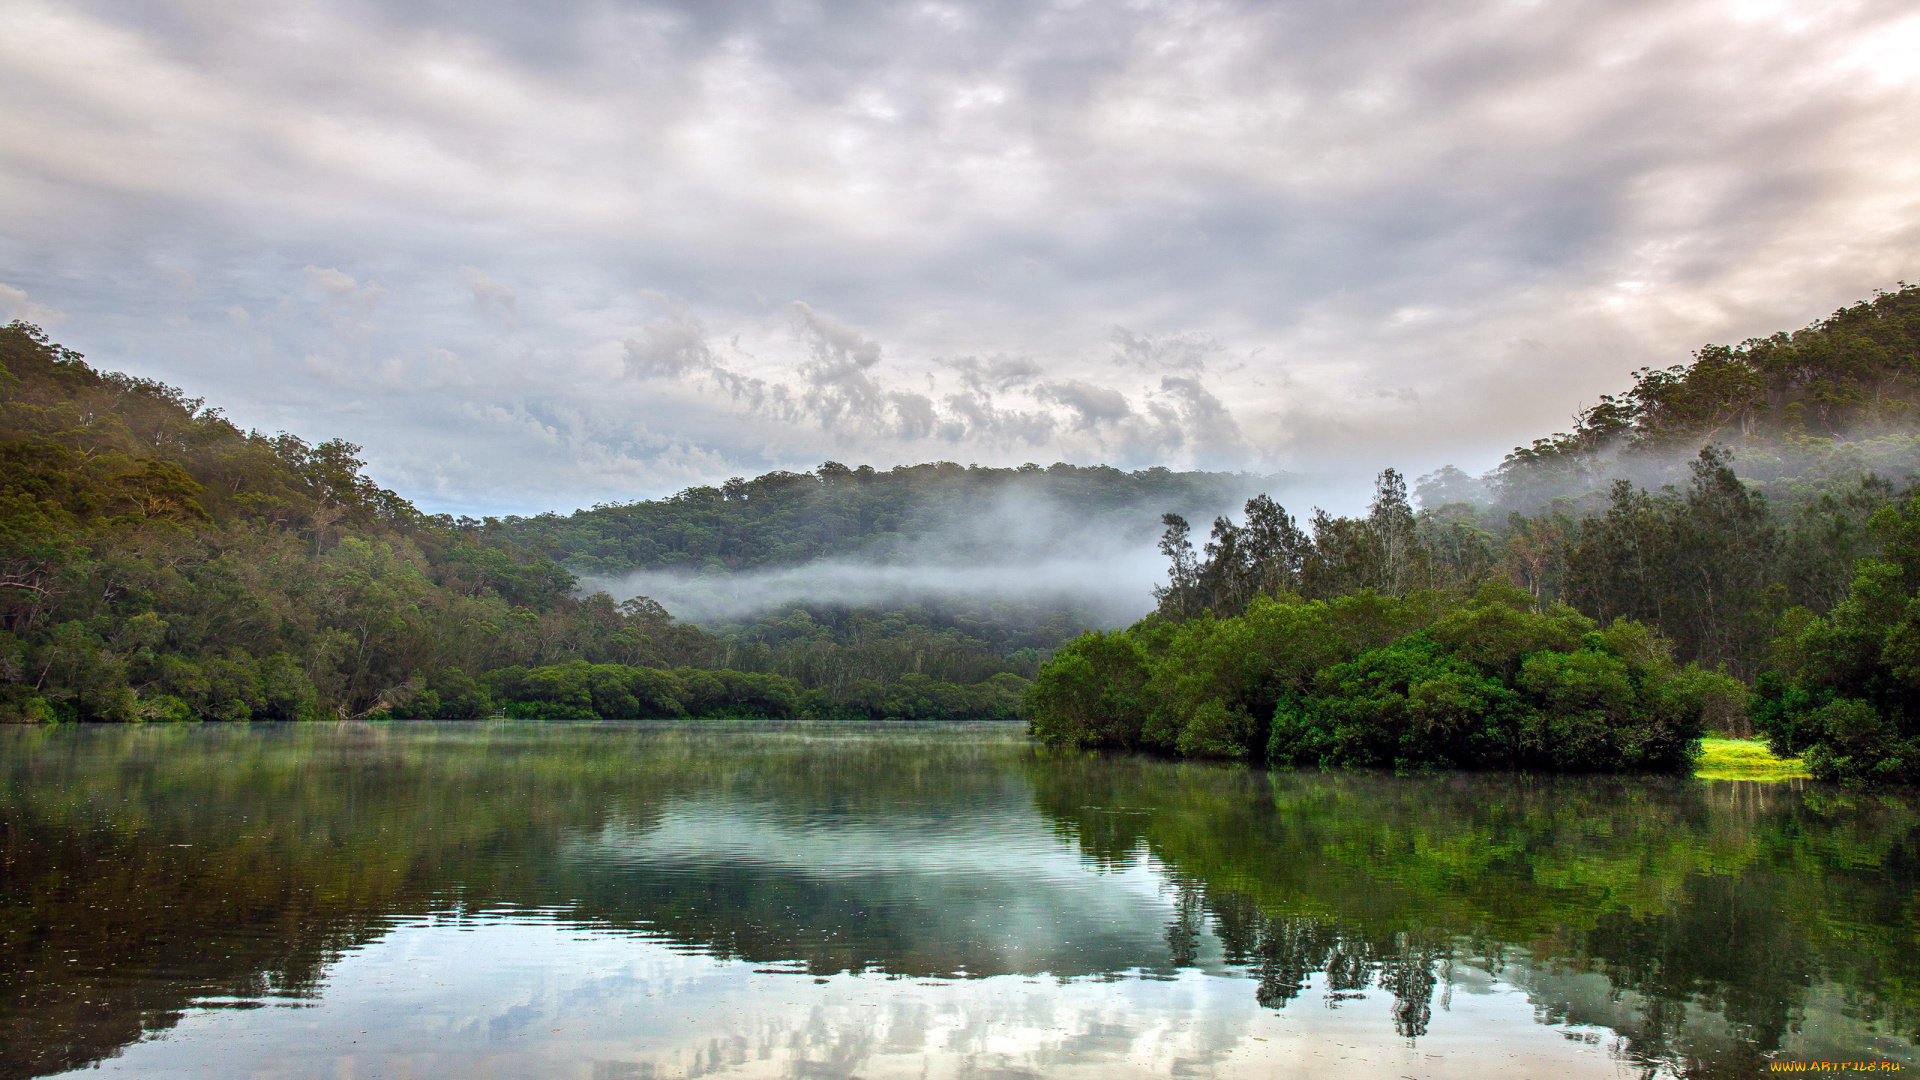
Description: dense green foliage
xmin=489 ymin=456 xmax=1266 ymax=711
xmin=711 ymin=602 xmax=1052 ymax=687
xmin=1161 ymin=449 xmax=1894 ymax=679
xmin=1483 ymin=287 xmax=1920 ymax=679
xmin=1029 ymin=584 xmax=1709 ymax=771
xmin=380 ymin=659 xmax=1025 ymax=723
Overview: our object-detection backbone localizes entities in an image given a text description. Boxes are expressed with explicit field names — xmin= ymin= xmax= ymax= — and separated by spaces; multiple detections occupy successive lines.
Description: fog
xmin=580 ymin=476 xmax=1296 ymax=628
xmin=585 ymin=552 xmax=1166 ymax=629
xmin=1419 ymin=428 xmax=1920 ymax=519
xmin=579 ymin=426 xmax=1919 ymax=631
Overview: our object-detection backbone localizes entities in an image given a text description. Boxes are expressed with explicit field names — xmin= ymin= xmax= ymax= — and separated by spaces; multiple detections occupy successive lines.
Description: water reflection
xmin=0 ymin=722 xmax=1914 ymax=1079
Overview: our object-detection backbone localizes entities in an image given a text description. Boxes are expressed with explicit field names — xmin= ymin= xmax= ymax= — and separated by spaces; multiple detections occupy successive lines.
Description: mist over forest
xmin=543 ymin=466 xmax=1283 ymax=628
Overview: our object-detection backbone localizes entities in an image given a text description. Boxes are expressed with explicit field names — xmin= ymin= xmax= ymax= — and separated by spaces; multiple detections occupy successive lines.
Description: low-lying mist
xmin=1418 ymin=430 xmax=1920 ymax=519
xmin=580 ymin=480 xmax=1290 ymax=629
xmin=575 ymin=433 xmax=1917 ymax=634
xmin=584 ymin=549 xmax=1167 ymax=629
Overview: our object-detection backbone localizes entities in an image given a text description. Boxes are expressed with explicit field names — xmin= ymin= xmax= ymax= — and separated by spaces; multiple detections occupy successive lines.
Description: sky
xmin=1 ymin=0 xmax=1916 ymax=516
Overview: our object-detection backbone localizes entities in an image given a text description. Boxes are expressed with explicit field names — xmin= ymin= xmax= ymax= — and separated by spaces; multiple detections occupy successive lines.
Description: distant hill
xmin=499 ymin=461 xmax=1280 ymax=577
xmin=1484 ymin=284 xmax=1920 ymax=511
xmin=0 ymin=321 xmax=707 ymax=721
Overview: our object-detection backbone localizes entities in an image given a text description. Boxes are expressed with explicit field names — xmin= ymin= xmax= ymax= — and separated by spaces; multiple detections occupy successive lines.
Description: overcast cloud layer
xmin=1 ymin=0 xmax=1916 ymax=515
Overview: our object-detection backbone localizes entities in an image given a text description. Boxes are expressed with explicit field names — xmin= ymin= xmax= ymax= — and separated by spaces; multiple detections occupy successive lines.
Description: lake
xmin=1 ymin=721 xmax=1914 ymax=1079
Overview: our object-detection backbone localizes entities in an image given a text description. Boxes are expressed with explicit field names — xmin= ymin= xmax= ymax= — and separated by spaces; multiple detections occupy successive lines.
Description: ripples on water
xmin=0 ymin=721 xmax=1914 ymax=1079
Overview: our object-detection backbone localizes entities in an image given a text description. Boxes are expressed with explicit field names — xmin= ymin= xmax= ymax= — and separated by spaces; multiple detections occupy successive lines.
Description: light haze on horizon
xmin=1 ymin=0 xmax=1916 ymax=517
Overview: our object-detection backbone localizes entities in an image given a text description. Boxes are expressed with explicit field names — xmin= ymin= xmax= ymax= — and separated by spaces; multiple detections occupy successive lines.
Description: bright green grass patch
xmin=1695 ymin=737 xmax=1811 ymax=781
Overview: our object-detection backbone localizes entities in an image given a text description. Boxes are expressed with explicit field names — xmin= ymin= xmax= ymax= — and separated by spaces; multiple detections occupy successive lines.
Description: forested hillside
xmin=1488 ymin=283 xmax=1920 ymax=509
xmin=1030 ymin=285 xmax=1920 ymax=782
xmin=0 ymin=322 xmax=1028 ymax=723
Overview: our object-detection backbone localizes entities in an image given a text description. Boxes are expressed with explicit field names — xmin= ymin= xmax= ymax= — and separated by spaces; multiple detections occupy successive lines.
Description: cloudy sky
xmin=1 ymin=0 xmax=1916 ymax=515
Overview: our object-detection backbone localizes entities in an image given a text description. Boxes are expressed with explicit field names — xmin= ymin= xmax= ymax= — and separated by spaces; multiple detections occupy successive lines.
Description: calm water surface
xmin=1 ymin=722 xmax=1915 ymax=1079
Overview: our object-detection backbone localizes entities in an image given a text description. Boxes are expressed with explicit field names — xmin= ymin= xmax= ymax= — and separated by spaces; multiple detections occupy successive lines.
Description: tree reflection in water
xmin=1037 ymin=756 xmax=1920 ymax=1076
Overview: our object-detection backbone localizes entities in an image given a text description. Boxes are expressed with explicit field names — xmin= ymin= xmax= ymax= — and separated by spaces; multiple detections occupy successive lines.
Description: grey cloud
xmin=1110 ymin=328 xmax=1222 ymax=375
xmin=622 ymin=303 xmax=937 ymax=440
xmin=300 ymin=265 xmax=384 ymax=354
xmin=889 ymin=391 xmax=937 ymax=440
xmin=162 ymin=266 xmax=199 ymax=298
xmin=789 ymin=301 xmax=891 ymax=433
xmin=1037 ymin=380 xmax=1133 ymax=431
xmin=615 ymin=299 xmax=1247 ymax=461
xmin=623 ymin=302 xmax=1165 ymax=450
xmin=624 ymin=312 xmax=719 ymax=380
xmin=947 ymin=355 xmax=1044 ymax=394
xmin=939 ymin=389 xmax=1056 ymax=446
xmin=1157 ymin=375 xmax=1250 ymax=462
xmin=623 ymin=309 xmax=795 ymax=419
xmin=790 ymin=303 xmax=883 ymax=372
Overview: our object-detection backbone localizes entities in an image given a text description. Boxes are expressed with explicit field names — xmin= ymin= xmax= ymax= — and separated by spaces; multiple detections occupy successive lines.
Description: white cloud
xmin=461 ymin=266 xmax=516 ymax=329
xmin=304 ymin=266 xmax=383 ymax=311
xmin=0 ymin=283 xmax=64 ymax=327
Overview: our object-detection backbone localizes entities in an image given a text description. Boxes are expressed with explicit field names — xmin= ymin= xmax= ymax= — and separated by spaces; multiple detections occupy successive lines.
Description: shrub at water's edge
xmin=1026 ymin=583 xmax=1708 ymax=773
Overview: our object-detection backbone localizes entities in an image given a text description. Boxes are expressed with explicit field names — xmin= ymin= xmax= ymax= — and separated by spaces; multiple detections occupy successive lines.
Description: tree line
xmin=1030 ymin=582 xmax=1718 ymax=772
xmin=1150 ymin=450 xmax=1870 ymax=680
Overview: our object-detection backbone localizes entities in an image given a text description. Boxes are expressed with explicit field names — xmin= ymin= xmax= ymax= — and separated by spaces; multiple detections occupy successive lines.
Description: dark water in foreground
xmin=0 ymin=723 xmax=1915 ymax=1080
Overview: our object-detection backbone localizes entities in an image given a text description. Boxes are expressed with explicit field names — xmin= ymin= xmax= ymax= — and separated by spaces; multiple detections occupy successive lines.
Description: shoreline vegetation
xmin=3 ymin=285 xmax=1920 ymax=783
xmin=1695 ymin=736 xmax=1811 ymax=781
xmin=1028 ymin=584 xmax=1715 ymax=774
